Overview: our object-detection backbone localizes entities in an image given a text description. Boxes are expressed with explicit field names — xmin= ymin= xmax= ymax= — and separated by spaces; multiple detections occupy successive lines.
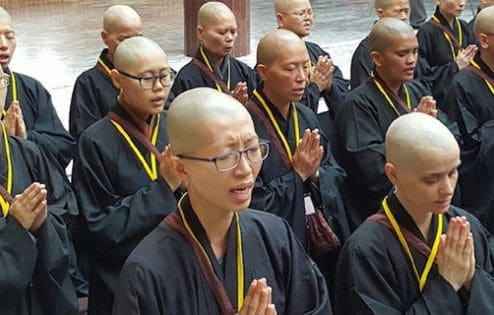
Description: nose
xmin=439 ymin=177 xmax=455 ymax=196
xmin=233 ymin=152 xmax=251 ymax=176
xmin=0 ymin=34 xmax=7 ymax=50
xmin=399 ymin=12 xmax=408 ymax=22
xmin=296 ymin=66 xmax=307 ymax=82
xmin=225 ymin=31 xmax=234 ymax=42
xmin=152 ymin=77 xmax=164 ymax=91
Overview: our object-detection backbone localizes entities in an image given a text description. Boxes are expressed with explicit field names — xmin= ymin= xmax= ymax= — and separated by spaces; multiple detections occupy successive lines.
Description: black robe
xmin=349 ymin=35 xmax=459 ymax=106
xmin=0 ymin=133 xmax=78 ymax=314
xmin=334 ymin=192 xmax=494 ymax=314
xmin=113 ymin=195 xmax=331 ymax=315
xmin=417 ymin=6 xmax=476 ymax=68
xmin=72 ymin=104 xmax=177 ymax=315
xmin=247 ymin=88 xmax=349 ymax=296
xmin=444 ymin=52 xmax=494 ymax=233
xmin=4 ymin=68 xmax=75 ymax=169
xmin=333 ymin=76 xmax=458 ymax=229
xmin=69 ymin=49 xmax=118 ymax=139
xmin=166 ymin=48 xmax=257 ymax=106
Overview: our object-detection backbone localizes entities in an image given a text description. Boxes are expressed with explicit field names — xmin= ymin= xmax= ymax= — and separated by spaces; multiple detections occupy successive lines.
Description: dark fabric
xmin=417 ymin=6 xmax=476 ymax=68
xmin=247 ymin=88 xmax=349 ymax=296
xmin=0 ymin=135 xmax=78 ymax=314
xmin=72 ymin=104 xmax=177 ymax=315
xmin=444 ymin=52 xmax=494 ymax=233
xmin=69 ymin=49 xmax=118 ymax=139
xmin=113 ymin=197 xmax=331 ymax=314
xmin=4 ymin=68 xmax=75 ymax=169
xmin=333 ymin=77 xmax=459 ymax=229
xmin=166 ymin=48 xmax=257 ymax=107
xmin=349 ymin=35 xmax=459 ymax=106
xmin=410 ymin=0 xmax=427 ymax=28
xmin=334 ymin=192 xmax=494 ymax=314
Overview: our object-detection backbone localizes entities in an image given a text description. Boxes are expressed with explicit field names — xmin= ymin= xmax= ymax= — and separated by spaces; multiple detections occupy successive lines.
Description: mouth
xmin=230 ymin=182 xmax=254 ymax=203
xmin=151 ymin=96 xmax=165 ymax=106
xmin=0 ymin=54 xmax=10 ymax=65
xmin=435 ymin=199 xmax=451 ymax=209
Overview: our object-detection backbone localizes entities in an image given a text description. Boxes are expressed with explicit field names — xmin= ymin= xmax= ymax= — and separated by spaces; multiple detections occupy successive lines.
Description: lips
xmin=230 ymin=182 xmax=253 ymax=203
xmin=0 ymin=53 xmax=9 ymax=65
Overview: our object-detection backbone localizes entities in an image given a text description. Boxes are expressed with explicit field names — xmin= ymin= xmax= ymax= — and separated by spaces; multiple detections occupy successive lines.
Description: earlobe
xmin=479 ymin=34 xmax=489 ymax=49
xmin=376 ymin=9 xmax=384 ymax=19
xmin=170 ymin=156 xmax=189 ymax=183
xmin=110 ymin=69 xmax=121 ymax=90
xmin=197 ymin=26 xmax=204 ymax=43
xmin=101 ymin=30 xmax=108 ymax=46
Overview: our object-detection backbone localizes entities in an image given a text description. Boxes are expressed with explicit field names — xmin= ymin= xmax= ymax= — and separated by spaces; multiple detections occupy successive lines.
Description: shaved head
xmin=369 ymin=17 xmax=415 ymax=52
xmin=274 ymin=0 xmax=310 ymax=13
xmin=257 ymin=28 xmax=305 ymax=66
xmin=103 ymin=5 xmax=141 ymax=34
xmin=0 ymin=7 xmax=11 ymax=20
xmin=197 ymin=1 xmax=234 ymax=27
xmin=474 ymin=6 xmax=494 ymax=37
xmin=386 ymin=113 xmax=458 ymax=170
xmin=167 ymin=87 xmax=251 ymax=155
xmin=375 ymin=0 xmax=400 ymax=10
xmin=113 ymin=36 xmax=166 ymax=71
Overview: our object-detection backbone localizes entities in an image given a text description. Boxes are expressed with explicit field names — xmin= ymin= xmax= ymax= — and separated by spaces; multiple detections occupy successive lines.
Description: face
xmin=258 ymin=41 xmax=308 ymax=103
xmin=113 ymin=50 xmax=171 ymax=118
xmin=373 ymin=32 xmax=418 ymax=84
xmin=387 ymin=146 xmax=460 ymax=215
xmin=180 ymin=111 xmax=262 ymax=214
xmin=0 ymin=16 xmax=16 ymax=70
xmin=437 ymin=0 xmax=465 ymax=20
xmin=102 ymin=20 xmax=142 ymax=59
xmin=481 ymin=0 xmax=494 ymax=9
xmin=197 ymin=11 xmax=238 ymax=60
xmin=378 ymin=0 xmax=410 ymax=22
xmin=277 ymin=0 xmax=313 ymax=37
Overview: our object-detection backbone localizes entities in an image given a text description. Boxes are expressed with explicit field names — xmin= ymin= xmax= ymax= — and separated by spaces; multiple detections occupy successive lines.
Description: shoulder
xmin=341 ymin=218 xmax=395 ymax=259
xmin=175 ymin=59 xmax=199 ymax=78
xmin=12 ymin=71 xmax=47 ymax=90
xmin=74 ymin=66 xmax=103 ymax=83
xmin=9 ymin=136 xmax=44 ymax=161
xmin=78 ymin=118 xmax=115 ymax=145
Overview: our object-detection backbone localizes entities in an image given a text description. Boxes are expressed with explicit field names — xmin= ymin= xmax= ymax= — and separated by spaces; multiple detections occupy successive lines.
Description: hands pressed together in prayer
xmin=414 ymin=96 xmax=437 ymax=118
xmin=160 ymin=145 xmax=182 ymax=192
xmin=455 ymin=45 xmax=478 ymax=70
xmin=239 ymin=278 xmax=277 ymax=315
xmin=9 ymin=183 xmax=48 ymax=233
xmin=292 ymin=129 xmax=323 ymax=182
xmin=436 ymin=216 xmax=476 ymax=292
xmin=3 ymin=101 xmax=27 ymax=139
xmin=232 ymin=82 xmax=249 ymax=105
xmin=310 ymin=56 xmax=334 ymax=93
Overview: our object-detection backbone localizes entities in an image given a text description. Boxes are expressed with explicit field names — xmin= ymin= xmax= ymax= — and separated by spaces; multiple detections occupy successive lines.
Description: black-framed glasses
xmin=117 ymin=69 xmax=176 ymax=89
xmin=282 ymin=9 xmax=314 ymax=19
xmin=0 ymin=74 xmax=9 ymax=89
xmin=177 ymin=141 xmax=270 ymax=172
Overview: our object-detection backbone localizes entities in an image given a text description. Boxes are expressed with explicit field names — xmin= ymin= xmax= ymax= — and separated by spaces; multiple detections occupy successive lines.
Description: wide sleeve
xmin=0 ymin=217 xmax=37 ymax=308
xmin=350 ymin=42 xmax=372 ymax=90
xmin=112 ymin=262 xmax=163 ymax=315
xmin=26 ymin=81 xmax=75 ymax=168
xmin=72 ymin=134 xmax=177 ymax=259
xmin=32 ymin=214 xmax=78 ymax=315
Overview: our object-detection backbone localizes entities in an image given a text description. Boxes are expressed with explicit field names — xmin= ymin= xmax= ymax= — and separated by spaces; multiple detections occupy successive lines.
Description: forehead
xmin=385 ymin=0 xmax=409 ymax=8
xmin=407 ymin=146 xmax=460 ymax=174
xmin=127 ymin=49 xmax=169 ymax=73
xmin=285 ymin=0 xmax=312 ymax=10
xmin=385 ymin=32 xmax=417 ymax=50
xmin=0 ymin=17 xmax=13 ymax=31
xmin=204 ymin=11 xmax=237 ymax=29
xmin=272 ymin=40 xmax=308 ymax=64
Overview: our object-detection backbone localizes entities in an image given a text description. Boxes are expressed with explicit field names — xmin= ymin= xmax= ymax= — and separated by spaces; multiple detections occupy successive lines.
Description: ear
xmin=169 ymin=155 xmax=190 ymax=183
xmin=478 ymin=33 xmax=489 ymax=49
xmin=197 ymin=25 xmax=205 ymax=43
xmin=384 ymin=162 xmax=398 ymax=185
xmin=101 ymin=30 xmax=109 ymax=46
xmin=256 ymin=64 xmax=268 ymax=81
xmin=371 ymin=50 xmax=383 ymax=68
xmin=276 ymin=13 xmax=285 ymax=27
xmin=110 ymin=69 xmax=122 ymax=90
xmin=376 ymin=8 xmax=384 ymax=19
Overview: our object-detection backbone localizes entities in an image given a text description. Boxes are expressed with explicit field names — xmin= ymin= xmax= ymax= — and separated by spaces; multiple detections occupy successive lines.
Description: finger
xmin=257 ymin=287 xmax=271 ymax=314
xmin=446 ymin=217 xmax=461 ymax=253
xmin=266 ymin=304 xmax=277 ymax=315
xmin=298 ymin=129 xmax=311 ymax=151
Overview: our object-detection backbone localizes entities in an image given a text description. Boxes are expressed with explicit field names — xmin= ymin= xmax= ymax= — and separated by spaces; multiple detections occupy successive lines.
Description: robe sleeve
xmin=32 ymin=214 xmax=78 ymax=315
xmin=72 ymin=135 xmax=177 ymax=259
xmin=0 ymin=217 xmax=37 ymax=308
xmin=350 ymin=43 xmax=372 ymax=90
xmin=279 ymin=218 xmax=332 ymax=314
xmin=25 ymin=82 xmax=75 ymax=168
xmin=112 ymin=262 xmax=162 ymax=315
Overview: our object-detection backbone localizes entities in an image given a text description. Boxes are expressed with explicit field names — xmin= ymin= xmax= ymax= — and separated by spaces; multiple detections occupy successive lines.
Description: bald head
xmin=386 ymin=113 xmax=458 ymax=170
xmin=103 ymin=5 xmax=141 ymax=34
xmin=274 ymin=0 xmax=309 ymax=13
xmin=198 ymin=1 xmax=235 ymax=27
xmin=369 ymin=17 xmax=415 ymax=52
xmin=257 ymin=28 xmax=305 ymax=66
xmin=375 ymin=0 xmax=400 ymax=10
xmin=113 ymin=36 xmax=166 ymax=71
xmin=0 ymin=7 xmax=11 ymax=20
xmin=474 ymin=6 xmax=494 ymax=39
xmin=167 ymin=88 xmax=251 ymax=155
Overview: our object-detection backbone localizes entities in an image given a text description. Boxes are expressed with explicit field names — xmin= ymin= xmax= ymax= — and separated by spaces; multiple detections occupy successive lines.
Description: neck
xmin=202 ymin=47 xmax=225 ymax=69
xmin=440 ymin=10 xmax=455 ymax=26
xmin=188 ymin=193 xmax=234 ymax=260
xmin=118 ymin=95 xmax=152 ymax=134
xmin=376 ymin=69 xmax=402 ymax=94
xmin=395 ymin=190 xmax=434 ymax=242
xmin=262 ymin=86 xmax=291 ymax=119
xmin=107 ymin=52 xmax=114 ymax=64
xmin=480 ymin=50 xmax=494 ymax=74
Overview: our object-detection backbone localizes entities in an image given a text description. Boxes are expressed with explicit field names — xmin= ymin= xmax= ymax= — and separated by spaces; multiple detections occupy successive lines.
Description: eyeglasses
xmin=283 ymin=9 xmax=314 ymax=19
xmin=177 ymin=141 xmax=270 ymax=172
xmin=117 ymin=69 xmax=176 ymax=89
xmin=0 ymin=74 xmax=9 ymax=89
